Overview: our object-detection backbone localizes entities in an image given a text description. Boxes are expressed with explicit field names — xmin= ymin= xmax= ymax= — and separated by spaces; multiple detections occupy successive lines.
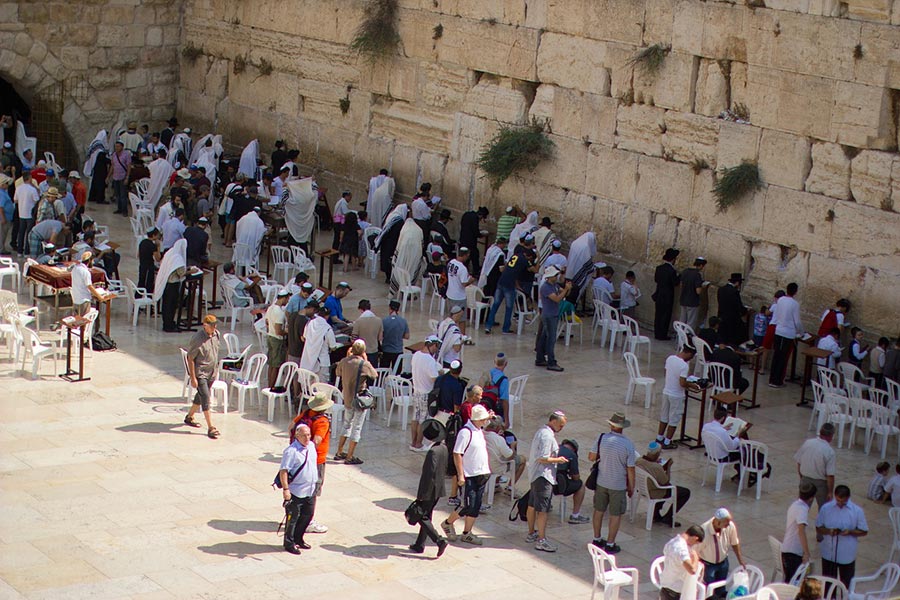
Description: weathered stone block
xmin=537 ymin=33 xmax=610 ymax=96
xmin=124 ymin=69 xmax=148 ymax=89
xmin=544 ymin=0 xmax=587 ymax=36
xmin=145 ymin=26 xmax=163 ymax=47
xmin=316 ymin=125 xmax=358 ymax=177
xmin=830 ymin=200 xmax=900 ymax=271
xmin=463 ymin=78 xmax=529 ymax=124
xmin=437 ymin=15 xmax=539 ymax=81
xmin=370 ymin=101 xmax=454 ymax=155
xmin=856 ymin=23 xmax=900 ymax=89
xmin=805 ymin=142 xmax=851 ymax=200
xmin=632 ymin=50 xmax=696 ymax=112
xmin=352 ymin=136 xmax=395 ymax=186
xmin=58 ymin=47 xmax=89 ymax=71
xmin=388 ymin=59 xmax=418 ymax=103
xmin=528 ymin=134 xmax=588 ymax=191
xmin=856 ymin=267 xmax=900 ymax=337
xmin=694 ymin=59 xmax=729 ymax=118
xmin=442 ymin=159 xmax=476 ymax=207
xmin=554 ymin=191 xmax=598 ymax=242
xmin=583 ymin=0 xmax=645 ymax=46
xmin=615 ymin=104 xmax=665 ymax=157
xmin=529 ymin=85 xmax=617 ymax=146
xmin=831 ymin=81 xmax=895 ymax=150
xmin=450 ymin=113 xmax=499 ymax=164
xmin=690 ymin=169 xmax=766 ymax=238
xmin=762 ymin=186 xmax=834 ymax=253
xmin=758 ymin=130 xmax=811 ymax=191
xmin=663 ymin=112 xmax=719 ymax=167
xmin=582 ymin=94 xmax=619 ymax=148
xmin=436 ymin=0 xmax=527 ymax=25
xmin=716 ymin=122 xmax=760 ymax=169
xmin=850 ymin=150 xmax=893 ymax=209
xmin=846 ymin=0 xmax=893 ymax=21
xmin=644 ymin=0 xmax=674 ymax=46
xmin=418 ymin=62 xmax=471 ymax=110
xmin=585 ymin=145 xmax=638 ymax=203
xmin=767 ymin=12 xmax=857 ymax=83
xmin=635 ymin=155 xmax=694 ymax=218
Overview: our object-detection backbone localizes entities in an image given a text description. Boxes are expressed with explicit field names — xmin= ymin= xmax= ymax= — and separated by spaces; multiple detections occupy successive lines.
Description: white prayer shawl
xmin=477 ymin=243 xmax=506 ymax=289
xmin=189 ymin=134 xmax=212 ymax=167
xmin=390 ymin=219 xmax=424 ymax=297
xmin=107 ymin=117 xmax=125 ymax=152
xmin=83 ymin=130 xmax=108 ymax=177
xmin=152 ymin=239 xmax=186 ymax=302
xmin=533 ymin=226 xmax=559 ymax=267
xmin=284 ymin=177 xmax=317 ymax=243
xmin=368 ymin=175 xmax=394 ymax=228
xmin=300 ymin=315 xmax=337 ymax=372
xmin=156 ymin=201 xmax=175 ymax=230
xmin=235 ymin=211 xmax=266 ymax=255
xmin=374 ymin=204 xmax=408 ymax=249
xmin=168 ymin=135 xmax=186 ymax=167
xmin=566 ymin=232 xmax=597 ymax=298
xmin=238 ymin=139 xmax=259 ymax=179
xmin=506 ymin=211 xmax=540 ymax=260
xmin=437 ymin=318 xmax=462 ymax=365
xmin=147 ymin=157 xmax=175 ymax=209
xmin=15 ymin=121 xmax=36 ymax=166
xmin=196 ymin=146 xmax=219 ymax=201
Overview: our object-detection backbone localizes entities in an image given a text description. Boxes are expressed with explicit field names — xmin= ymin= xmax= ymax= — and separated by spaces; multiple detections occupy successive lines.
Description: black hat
xmin=561 ymin=439 xmax=579 ymax=452
xmin=729 ymin=272 xmax=744 ymax=283
xmin=421 ymin=419 xmax=446 ymax=443
xmin=663 ymin=248 xmax=680 ymax=261
xmin=540 ymin=216 xmax=554 ymax=227
xmin=476 ymin=206 xmax=489 ymax=217
xmin=439 ymin=208 xmax=452 ymax=220
xmin=167 ymin=116 xmax=179 ymax=126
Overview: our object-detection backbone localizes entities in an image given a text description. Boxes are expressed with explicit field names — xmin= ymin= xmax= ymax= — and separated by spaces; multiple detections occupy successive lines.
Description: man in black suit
xmin=710 ymin=343 xmax=749 ymax=394
xmin=408 ymin=419 xmax=450 ymax=557
xmin=653 ymin=247 xmax=681 ymax=340
xmin=717 ymin=273 xmax=749 ymax=346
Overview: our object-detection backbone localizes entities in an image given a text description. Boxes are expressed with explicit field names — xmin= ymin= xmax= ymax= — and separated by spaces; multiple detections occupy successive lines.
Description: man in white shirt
xmin=265 ymin=289 xmax=290 ymax=387
xmin=782 ymin=482 xmax=816 ymax=582
xmin=441 ymin=404 xmax=492 ymax=546
xmin=446 ymin=248 xmax=474 ymax=332
xmin=816 ymin=327 xmax=842 ymax=368
xmin=542 ymin=239 xmax=567 ymax=274
xmin=659 ymin=526 xmax=705 ymax=600
xmin=526 ymin=411 xmax=569 ymax=553
xmin=769 ymin=282 xmax=803 ymax=387
xmin=70 ymin=251 xmax=106 ymax=315
xmin=410 ymin=335 xmax=441 ymax=451
xmin=701 ymin=407 xmax=741 ymax=477
xmin=14 ymin=171 xmax=39 ymax=255
xmin=794 ymin=422 xmax=836 ymax=508
xmin=657 ymin=346 xmax=699 ymax=449
xmin=272 ymin=166 xmax=289 ymax=203
xmin=592 ymin=264 xmax=618 ymax=305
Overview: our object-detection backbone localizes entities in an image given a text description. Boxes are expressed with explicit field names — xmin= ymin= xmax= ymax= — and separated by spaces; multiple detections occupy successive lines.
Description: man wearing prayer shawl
xmin=565 ymin=232 xmax=597 ymax=304
xmin=436 ymin=309 xmax=464 ymax=367
xmin=235 ymin=207 xmax=267 ymax=264
xmin=154 ymin=238 xmax=187 ymax=332
xmin=506 ymin=211 xmax=540 ymax=260
xmin=532 ymin=217 xmax=559 ymax=268
xmin=477 ymin=237 xmax=508 ymax=297
xmin=284 ymin=177 xmax=317 ymax=254
xmin=390 ymin=219 xmax=425 ymax=298
xmin=84 ymin=130 xmax=111 ymax=205
xmin=146 ymin=154 xmax=175 ymax=210
xmin=238 ymin=139 xmax=259 ymax=180
xmin=367 ymin=168 xmax=394 ymax=228
xmin=300 ymin=302 xmax=339 ymax=382
xmin=374 ymin=204 xmax=408 ymax=283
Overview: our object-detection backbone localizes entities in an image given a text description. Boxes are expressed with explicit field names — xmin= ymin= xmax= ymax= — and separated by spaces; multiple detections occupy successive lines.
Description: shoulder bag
xmin=352 ymin=359 xmax=376 ymax=410
xmin=585 ymin=433 xmax=605 ymax=491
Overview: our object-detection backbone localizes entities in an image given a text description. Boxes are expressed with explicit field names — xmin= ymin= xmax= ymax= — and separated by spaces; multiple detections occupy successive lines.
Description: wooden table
xmin=710 ymin=391 xmax=742 ymax=416
xmin=176 ymin=273 xmax=205 ymax=332
xmin=797 ymin=346 xmax=833 ymax=407
xmin=201 ymin=258 xmax=221 ymax=308
xmin=315 ymin=249 xmax=339 ymax=289
xmin=788 ymin=335 xmax=817 ymax=383
xmin=26 ymin=263 xmax=108 ymax=327
xmin=736 ymin=348 xmax=762 ymax=409
xmin=60 ymin=316 xmax=90 ymax=382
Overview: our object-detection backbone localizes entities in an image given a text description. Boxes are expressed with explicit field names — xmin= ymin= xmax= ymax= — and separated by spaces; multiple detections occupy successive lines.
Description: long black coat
xmin=717 ymin=283 xmax=748 ymax=345
xmin=653 ymin=262 xmax=679 ymax=303
xmin=416 ymin=444 xmax=448 ymax=502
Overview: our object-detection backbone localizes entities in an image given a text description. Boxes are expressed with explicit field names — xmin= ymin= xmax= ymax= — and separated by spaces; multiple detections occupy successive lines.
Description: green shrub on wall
xmin=625 ymin=43 xmax=670 ymax=76
xmin=477 ymin=119 xmax=555 ymax=190
xmin=713 ymin=161 xmax=761 ymax=212
xmin=350 ymin=0 xmax=400 ymax=62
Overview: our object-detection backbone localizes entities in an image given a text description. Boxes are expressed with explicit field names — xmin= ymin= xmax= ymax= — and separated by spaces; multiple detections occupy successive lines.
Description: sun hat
xmin=308 ymin=391 xmax=335 ymax=412
xmin=470 ymin=405 xmax=491 ymax=421
xmin=607 ymin=412 xmax=631 ymax=429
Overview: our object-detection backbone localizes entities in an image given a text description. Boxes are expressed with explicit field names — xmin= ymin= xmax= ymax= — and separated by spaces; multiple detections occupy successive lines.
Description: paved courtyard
xmin=0 ymin=203 xmax=893 ymax=599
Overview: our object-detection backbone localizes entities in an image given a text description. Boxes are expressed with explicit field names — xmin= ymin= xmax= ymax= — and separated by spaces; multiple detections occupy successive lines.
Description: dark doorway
xmin=0 ymin=76 xmax=33 ymax=149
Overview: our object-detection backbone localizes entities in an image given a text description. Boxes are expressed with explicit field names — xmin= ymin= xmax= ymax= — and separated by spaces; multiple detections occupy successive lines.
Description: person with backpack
xmin=278 ymin=424 xmax=318 ymax=555
xmin=290 ymin=391 xmax=334 ymax=535
xmin=441 ymin=404 xmax=492 ymax=546
xmin=407 ymin=419 xmax=450 ymax=557
xmin=483 ymin=353 xmax=510 ymax=427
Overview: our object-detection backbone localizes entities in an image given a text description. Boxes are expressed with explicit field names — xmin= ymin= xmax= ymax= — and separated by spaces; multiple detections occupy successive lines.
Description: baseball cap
xmin=69 ymin=171 xmax=81 ymax=179
xmin=544 ymin=266 xmax=560 ymax=278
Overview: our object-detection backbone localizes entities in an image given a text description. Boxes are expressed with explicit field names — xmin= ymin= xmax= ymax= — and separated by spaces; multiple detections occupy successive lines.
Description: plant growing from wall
xmin=476 ymin=118 xmax=555 ymax=190
xmin=713 ymin=161 xmax=761 ymax=212
xmin=181 ymin=43 xmax=203 ymax=63
xmin=257 ymin=58 xmax=274 ymax=76
xmin=432 ymin=23 xmax=443 ymax=40
xmin=339 ymin=86 xmax=352 ymax=115
xmin=350 ymin=0 xmax=400 ymax=62
xmin=233 ymin=54 xmax=246 ymax=74
xmin=625 ymin=43 xmax=670 ymax=76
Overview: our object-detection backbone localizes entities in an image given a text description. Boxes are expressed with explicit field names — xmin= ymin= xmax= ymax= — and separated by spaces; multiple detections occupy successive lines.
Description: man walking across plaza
xmin=590 ymin=412 xmax=635 ymax=554
xmin=408 ymin=419 xmax=450 ymax=557
xmin=442 ymin=404 xmax=492 ymax=546
xmin=794 ymin=423 xmax=836 ymax=509
xmin=815 ymin=485 xmax=868 ymax=589
xmin=697 ymin=508 xmax=747 ymax=592
xmin=535 ymin=266 xmax=571 ymax=372
xmin=526 ymin=411 xmax=569 ymax=552
xmin=279 ymin=423 xmax=318 ymax=555
xmin=183 ymin=314 xmax=221 ymax=439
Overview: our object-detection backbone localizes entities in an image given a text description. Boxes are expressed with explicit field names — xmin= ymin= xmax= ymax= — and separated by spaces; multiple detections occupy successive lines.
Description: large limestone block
xmin=829 ymin=200 xmax=900 ymax=271
xmin=856 ymin=23 xmax=900 ymax=89
xmin=635 ymin=156 xmax=694 ymax=218
xmin=436 ymin=0 xmax=527 ymax=25
xmin=804 ymin=256 xmax=868 ymax=326
xmin=419 ymin=151 xmax=449 ymax=193
xmin=644 ymin=212 xmax=683 ymax=266
xmin=644 ymin=0 xmax=675 ymax=46
xmin=419 ymin=62 xmax=471 ymax=110
xmin=606 ymin=43 xmax=638 ymax=99
xmin=671 ymin=0 xmax=704 ymax=56
xmin=762 ymin=186 xmax=834 ymax=253
xmin=442 ymin=159 xmax=476 ymax=206
xmin=694 ymin=59 xmax=729 ymax=118
xmin=529 ymin=85 xmax=617 ymax=146
xmin=758 ymin=130 xmax=811 ymax=191
xmin=463 ymin=78 xmax=529 ymax=124
xmin=583 ymin=0 xmax=645 ymax=46
xmin=632 ymin=50 xmax=696 ymax=112
xmin=699 ymin=4 xmax=746 ymax=61
xmin=370 ymin=101 xmax=454 ymax=154
xmin=850 ymin=150 xmax=894 ymax=209
xmin=450 ymin=113 xmax=499 ymax=164
xmin=528 ymin=85 xmax=555 ymax=123
xmin=615 ymin=104 xmax=665 ymax=157
xmin=554 ymin=191 xmax=598 ymax=241
xmin=805 ymin=142 xmax=851 ymax=200
xmin=767 ymin=12 xmax=857 ymax=82
xmin=317 ymin=125 xmax=359 ymax=177
xmin=437 ymin=16 xmax=539 ymax=81
xmin=585 ymin=145 xmax=639 ymax=203
xmin=537 ymin=33 xmax=610 ymax=96
xmin=590 ymin=195 xmax=629 ymax=253
xmin=831 ymin=81 xmax=895 ymax=150
xmin=352 ymin=136 xmax=395 ymax=185
xmin=716 ymin=122 xmax=760 ymax=170
xmin=662 ymin=112 xmax=720 ymax=167
xmin=699 ymin=227 xmax=751 ymax=285
xmin=582 ymin=94 xmax=619 ymax=147
xmin=690 ymin=169 xmax=766 ymax=237
xmin=528 ymin=134 xmax=588 ymax=191
xmin=292 ymin=39 xmax=360 ymax=87
xmin=388 ymin=59 xmax=419 ymax=103
xmin=544 ymin=0 xmax=588 ymax=36
xmin=846 ymin=0 xmax=893 ymax=21
xmin=390 ymin=144 xmax=421 ymax=195
xmin=856 ymin=267 xmax=900 ymax=336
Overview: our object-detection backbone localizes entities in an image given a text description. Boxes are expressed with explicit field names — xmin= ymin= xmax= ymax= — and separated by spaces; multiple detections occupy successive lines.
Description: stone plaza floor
xmin=0 ymin=202 xmax=894 ymax=599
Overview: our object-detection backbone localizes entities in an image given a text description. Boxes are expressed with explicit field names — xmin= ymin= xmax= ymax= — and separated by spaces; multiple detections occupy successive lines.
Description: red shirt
xmin=291 ymin=411 xmax=330 ymax=464
xmin=72 ymin=181 xmax=87 ymax=207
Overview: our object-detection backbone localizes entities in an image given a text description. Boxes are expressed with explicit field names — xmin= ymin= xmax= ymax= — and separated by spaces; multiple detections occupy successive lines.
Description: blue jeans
xmin=703 ymin=557 xmax=729 ymax=590
xmin=113 ymin=179 xmax=127 ymax=213
xmin=16 ymin=217 xmax=32 ymax=254
xmin=486 ymin=284 xmax=516 ymax=332
xmin=536 ymin=314 xmax=559 ymax=365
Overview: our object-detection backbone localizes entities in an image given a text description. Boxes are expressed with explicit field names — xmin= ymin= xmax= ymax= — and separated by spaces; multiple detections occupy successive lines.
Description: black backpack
xmin=508 ymin=490 xmax=531 ymax=522
xmin=444 ymin=413 xmax=464 ymax=477
xmin=91 ymin=332 xmax=117 ymax=352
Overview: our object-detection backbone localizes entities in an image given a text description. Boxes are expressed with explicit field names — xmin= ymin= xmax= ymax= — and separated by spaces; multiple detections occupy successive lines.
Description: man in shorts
xmin=589 ymin=412 xmax=635 ymax=554
xmin=410 ymin=335 xmax=442 ymax=451
xmin=526 ymin=410 xmax=569 ymax=552
xmin=441 ymin=404 xmax=492 ymax=546
xmin=183 ymin=315 xmax=221 ymax=439
xmin=657 ymin=345 xmax=699 ymax=449
xmin=266 ymin=289 xmax=290 ymax=387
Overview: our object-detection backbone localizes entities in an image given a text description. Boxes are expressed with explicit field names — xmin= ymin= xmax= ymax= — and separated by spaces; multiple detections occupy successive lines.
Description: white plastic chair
xmin=180 ymin=348 xmax=196 ymax=402
xmin=466 ymin=285 xmax=492 ymax=327
xmin=673 ymin=321 xmax=693 ymax=352
xmin=594 ymin=301 xmax=616 ymax=348
xmin=865 ymin=403 xmax=900 ymax=459
xmin=310 ymin=382 xmax=344 ymax=432
xmin=218 ymin=343 xmax=251 ymax=388
xmin=818 ymin=366 xmax=846 ymax=394
xmin=605 ymin=306 xmax=628 ymax=352
xmin=807 ymin=576 xmax=848 ymax=600
xmin=825 ymin=394 xmax=854 ymax=449
xmin=757 ymin=584 xmax=800 ymax=600
xmin=230 ymin=352 xmax=267 ymax=412
xmin=363 ymin=226 xmax=381 ymax=279
xmin=629 ymin=466 xmax=676 ymax=530
xmin=558 ymin=309 xmax=583 ymax=347
xmin=694 ymin=336 xmax=712 ymax=378
xmin=622 ymin=315 xmax=651 ymax=365
xmin=368 ymin=367 xmax=392 ymax=417
xmin=125 ymin=278 xmax=155 ymax=327
xmin=587 ymin=543 xmax=639 ymax=600
xmin=262 ymin=361 xmax=298 ymax=422
xmin=707 ymin=362 xmax=738 ymax=415
xmin=426 ymin=273 xmax=446 ymax=316
xmin=0 ymin=257 xmax=21 ymax=292
xmin=701 ymin=430 xmax=739 ymax=492
xmin=889 ymin=508 xmax=900 ymax=564
xmin=838 ymin=362 xmax=875 ymax=389
xmin=768 ymin=536 xmax=784 ymax=582
xmin=736 ymin=439 xmax=769 ymax=499
xmin=386 ymin=375 xmax=413 ymax=431
xmin=808 ymin=381 xmax=829 ymax=431
xmin=296 ymin=368 xmax=320 ymax=404
xmin=847 ymin=395 xmax=876 ymax=449
xmin=848 ymin=563 xmax=900 ymax=600
xmin=885 ymin=377 xmax=900 ymax=408
xmin=290 ymin=246 xmax=316 ymax=279
xmin=270 ymin=245 xmax=294 ymax=286
xmin=393 ymin=267 xmax=422 ymax=313
xmin=232 ymin=242 xmax=259 ymax=276
xmin=707 ymin=566 xmax=765 ymax=598
xmin=391 ymin=352 xmax=413 ymax=378
xmin=507 ymin=374 xmax=528 ymax=429
xmin=590 ymin=299 xmax=606 ymax=343
xmin=624 ymin=351 xmax=655 ymax=408
xmin=514 ymin=290 xmax=536 ymax=336
xmin=134 ymin=177 xmax=151 ymax=200
xmin=17 ymin=323 xmax=57 ymax=379
xmin=650 ymin=555 xmax=706 ymax=599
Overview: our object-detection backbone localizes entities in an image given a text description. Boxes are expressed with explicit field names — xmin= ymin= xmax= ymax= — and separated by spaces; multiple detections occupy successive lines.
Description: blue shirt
xmin=279 ymin=440 xmax=318 ymax=498
xmin=815 ymin=499 xmax=867 ymax=564
xmin=540 ymin=280 xmax=561 ymax=318
xmin=498 ymin=247 xmax=531 ymax=289
xmin=324 ymin=294 xmax=344 ymax=322
xmin=594 ymin=431 xmax=636 ymax=491
xmin=434 ymin=373 xmax=465 ymax=413
xmin=285 ymin=293 xmax=309 ymax=314
xmin=489 ymin=367 xmax=510 ymax=401
xmin=0 ymin=189 xmax=13 ymax=221
xmin=381 ymin=314 xmax=409 ymax=353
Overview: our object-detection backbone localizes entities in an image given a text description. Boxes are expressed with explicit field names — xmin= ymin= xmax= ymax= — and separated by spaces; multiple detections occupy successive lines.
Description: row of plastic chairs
xmin=592 ymin=300 xmax=652 ymax=364
xmin=270 ymin=245 xmax=316 ymax=287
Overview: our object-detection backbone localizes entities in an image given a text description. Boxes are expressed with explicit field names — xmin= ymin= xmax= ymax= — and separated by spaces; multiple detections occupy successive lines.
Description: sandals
xmin=207 ymin=427 xmax=220 ymax=439
xmin=333 ymin=452 xmax=347 ymax=461
xmin=184 ymin=416 xmax=201 ymax=428
xmin=344 ymin=456 xmax=363 ymax=465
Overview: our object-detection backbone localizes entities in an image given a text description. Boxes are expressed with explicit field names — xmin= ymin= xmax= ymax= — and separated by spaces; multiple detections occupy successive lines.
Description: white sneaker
xmin=525 ymin=531 xmax=539 ymax=543
xmin=441 ymin=519 xmax=458 ymax=541
xmin=307 ymin=521 xmax=328 ymax=534
xmin=460 ymin=532 xmax=483 ymax=546
xmin=535 ymin=538 xmax=558 ymax=552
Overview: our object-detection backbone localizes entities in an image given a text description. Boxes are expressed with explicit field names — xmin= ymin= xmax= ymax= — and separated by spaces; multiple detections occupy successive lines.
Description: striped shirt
xmin=496 ymin=214 xmax=519 ymax=241
xmin=593 ymin=431 xmax=635 ymax=490
xmin=867 ymin=473 xmax=887 ymax=501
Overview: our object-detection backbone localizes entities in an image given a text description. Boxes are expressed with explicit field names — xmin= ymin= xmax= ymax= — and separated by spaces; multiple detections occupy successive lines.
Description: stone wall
xmin=178 ymin=0 xmax=900 ymax=336
xmin=0 ymin=0 xmax=182 ymax=160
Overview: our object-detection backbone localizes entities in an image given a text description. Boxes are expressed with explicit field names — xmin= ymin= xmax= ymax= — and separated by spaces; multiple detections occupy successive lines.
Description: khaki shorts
xmin=412 ymin=393 xmax=429 ymax=424
xmin=660 ymin=393 xmax=685 ymax=425
xmin=593 ymin=485 xmax=628 ymax=516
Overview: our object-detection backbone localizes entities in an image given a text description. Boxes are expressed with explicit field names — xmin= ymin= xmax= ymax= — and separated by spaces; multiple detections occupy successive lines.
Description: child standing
xmin=357 ymin=210 xmax=371 ymax=268
xmin=870 ymin=337 xmax=889 ymax=388
xmin=619 ymin=271 xmax=641 ymax=319
xmin=847 ymin=327 xmax=870 ymax=368
xmin=753 ymin=305 xmax=769 ymax=347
